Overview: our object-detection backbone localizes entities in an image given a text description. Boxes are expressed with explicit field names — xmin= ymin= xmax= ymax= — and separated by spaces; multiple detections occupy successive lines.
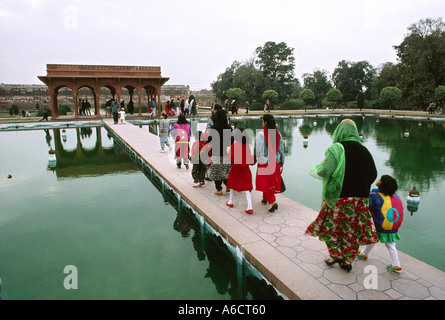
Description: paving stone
xmin=357 ymin=289 xmax=392 ymax=300
xmin=297 ymin=250 xmax=325 ymax=264
xmin=391 ymin=279 xmax=430 ymax=299
xmin=324 ymin=268 xmax=357 ymax=285
xmin=275 ymin=236 xmax=301 ymax=247
xmin=429 ymin=286 xmax=445 ymax=300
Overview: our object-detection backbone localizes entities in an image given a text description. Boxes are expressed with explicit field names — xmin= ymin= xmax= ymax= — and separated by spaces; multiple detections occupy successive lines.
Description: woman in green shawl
xmin=305 ymin=119 xmax=378 ymax=272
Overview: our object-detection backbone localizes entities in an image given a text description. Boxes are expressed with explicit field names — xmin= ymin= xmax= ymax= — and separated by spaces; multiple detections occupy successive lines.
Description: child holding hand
xmin=190 ymin=131 xmax=211 ymax=187
xmin=358 ymin=175 xmax=404 ymax=273
xmin=225 ymin=128 xmax=255 ymax=214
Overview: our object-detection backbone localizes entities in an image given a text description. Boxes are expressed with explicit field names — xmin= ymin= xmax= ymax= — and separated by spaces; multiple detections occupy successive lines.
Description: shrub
xmin=250 ymin=101 xmax=264 ymax=110
xmin=58 ymin=104 xmax=71 ymax=115
xmin=134 ymin=105 xmax=148 ymax=113
xmin=36 ymin=109 xmax=52 ymax=117
xmin=280 ymin=99 xmax=305 ymax=110
xmin=11 ymin=104 xmax=19 ymax=115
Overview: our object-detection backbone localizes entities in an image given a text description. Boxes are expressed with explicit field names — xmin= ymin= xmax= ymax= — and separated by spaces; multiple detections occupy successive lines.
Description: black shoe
xmin=340 ymin=263 xmax=352 ymax=273
xmin=324 ymin=258 xmax=338 ymax=266
xmin=261 ymin=199 xmax=268 ymax=205
xmin=268 ymin=203 xmax=278 ymax=213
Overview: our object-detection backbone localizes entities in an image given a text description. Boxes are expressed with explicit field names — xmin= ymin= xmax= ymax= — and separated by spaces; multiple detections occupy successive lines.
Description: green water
xmin=0 ymin=127 xmax=280 ymax=300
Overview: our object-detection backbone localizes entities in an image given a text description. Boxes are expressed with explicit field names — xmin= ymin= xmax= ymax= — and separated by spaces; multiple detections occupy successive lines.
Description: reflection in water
xmin=46 ymin=127 xmax=139 ymax=178
xmin=374 ymin=119 xmax=445 ymax=191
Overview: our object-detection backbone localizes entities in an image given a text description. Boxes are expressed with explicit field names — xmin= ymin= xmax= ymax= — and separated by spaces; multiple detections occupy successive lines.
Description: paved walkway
xmin=103 ymin=118 xmax=445 ymax=300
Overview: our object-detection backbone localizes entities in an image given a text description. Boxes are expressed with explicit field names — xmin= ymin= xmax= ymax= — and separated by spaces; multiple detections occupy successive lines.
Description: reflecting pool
xmin=0 ymin=126 xmax=282 ymax=300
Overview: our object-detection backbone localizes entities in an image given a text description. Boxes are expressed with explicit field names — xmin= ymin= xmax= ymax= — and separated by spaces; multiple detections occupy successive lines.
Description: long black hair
xmin=262 ymin=114 xmax=277 ymax=129
xmin=212 ymin=109 xmax=231 ymax=130
xmin=177 ymin=114 xmax=188 ymax=124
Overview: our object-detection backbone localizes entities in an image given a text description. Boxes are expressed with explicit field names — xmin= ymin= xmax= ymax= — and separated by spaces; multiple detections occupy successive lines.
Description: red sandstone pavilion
xmin=38 ymin=64 xmax=169 ymax=118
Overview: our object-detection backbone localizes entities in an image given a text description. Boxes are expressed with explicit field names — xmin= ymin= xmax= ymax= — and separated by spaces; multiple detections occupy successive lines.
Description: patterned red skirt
xmin=305 ymin=197 xmax=378 ymax=265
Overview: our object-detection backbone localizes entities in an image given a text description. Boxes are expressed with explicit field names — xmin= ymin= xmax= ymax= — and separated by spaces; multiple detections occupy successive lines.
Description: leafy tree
xmin=262 ymin=90 xmax=279 ymax=106
xmin=233 ymin=59 xmax=266 ymax=103
xmin=435 ymin=85 xmax=445 ymax=112
xmin=326 ymin=88 xmax=342 ymax=109
xmin=394 ymin=18 xmax=445 ymax=107
xmin=211 ymin=61 xmax=240 ymax=102
xmin=370 ymin=62 xmax=399 ymax=104
xmin=299 ymin=88 xmax=315 ymax=111
xmin=331 ymin=60 xmax=376 ymax=102
xmin=378 ymin=62 xmax=399 ymax=88
xmin=302 ymin=69 xmax=332 ymax=107
xmin=435 ymin=85 xmax=445 ymax=102
xmin=380 ymin=86 xmax=402 ymax=111
xmin=255 ymin=41 xmax=298 ymax=102
xmin=226 ymin=88 xmax=246 ymax=102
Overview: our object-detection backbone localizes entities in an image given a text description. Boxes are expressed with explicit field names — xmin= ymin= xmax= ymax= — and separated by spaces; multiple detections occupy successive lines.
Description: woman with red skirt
xmin=254 ymin=114 xmax=285 ymax=213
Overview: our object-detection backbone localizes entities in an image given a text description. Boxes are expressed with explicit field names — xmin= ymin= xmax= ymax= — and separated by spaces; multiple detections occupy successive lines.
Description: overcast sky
xmin=1 ymin=0 xmax=444 ymax=90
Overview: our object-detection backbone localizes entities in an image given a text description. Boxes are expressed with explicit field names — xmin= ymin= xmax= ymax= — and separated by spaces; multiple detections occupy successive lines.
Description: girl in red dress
xmin=226 ymin=128 xmax=255 ymax=214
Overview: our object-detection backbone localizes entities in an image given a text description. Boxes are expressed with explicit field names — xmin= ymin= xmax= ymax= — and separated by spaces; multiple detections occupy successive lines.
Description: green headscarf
xmin=310 ymin=119 xmax=362 ymax=208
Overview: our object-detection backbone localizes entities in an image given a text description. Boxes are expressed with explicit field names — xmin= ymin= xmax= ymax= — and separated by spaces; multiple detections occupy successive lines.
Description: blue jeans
xmin=160 ymin=135 xmax=170 ymax=150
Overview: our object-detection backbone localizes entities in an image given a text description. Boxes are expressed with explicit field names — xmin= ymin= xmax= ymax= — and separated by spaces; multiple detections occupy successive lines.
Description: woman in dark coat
xmin=305 ymin=119 xmax=378 ymax=272
xmin=208 ymin=109 xmax=232 ymax=195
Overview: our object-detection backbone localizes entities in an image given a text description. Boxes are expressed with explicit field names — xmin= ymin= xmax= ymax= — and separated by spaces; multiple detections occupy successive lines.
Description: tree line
xmin=211 ymin=18 xmax=445 ymax=111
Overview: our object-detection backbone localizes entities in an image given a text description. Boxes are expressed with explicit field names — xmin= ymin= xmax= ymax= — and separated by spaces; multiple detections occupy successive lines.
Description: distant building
xmin=0 ymin=83 xmax=217 ymax=110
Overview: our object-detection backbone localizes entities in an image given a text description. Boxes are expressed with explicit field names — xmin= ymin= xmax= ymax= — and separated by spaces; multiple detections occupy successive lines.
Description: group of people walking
xmin=159 ymin=109 xmax=404 ymax=274
xmin=161 ymin=104 xmax=285 ymax=215
xmin=163 ymin=98 xmax=198 ymax=117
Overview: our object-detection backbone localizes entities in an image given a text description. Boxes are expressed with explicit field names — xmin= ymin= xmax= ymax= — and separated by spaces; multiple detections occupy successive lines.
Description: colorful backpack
xmin=369 ymin=191 xmax=404 ymax=231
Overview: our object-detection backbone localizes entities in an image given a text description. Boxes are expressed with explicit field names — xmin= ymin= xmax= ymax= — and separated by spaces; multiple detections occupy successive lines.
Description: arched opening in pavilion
xmin=38 ymin=64 xmax=169 ymax=119
xmin=54 ymin=85 xmax=74 ymax=116
xmin=76 ymin=85 xmax=97 ymax=116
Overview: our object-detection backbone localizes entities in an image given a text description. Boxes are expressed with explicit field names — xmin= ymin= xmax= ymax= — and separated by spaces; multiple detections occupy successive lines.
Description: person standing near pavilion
xmin=39 ymin=100 xmax=49 ymax=121
xmin=111 ymin=98 xmax=120 ymax=124
xmin=149 ymin=98 xmax=156 ymax=117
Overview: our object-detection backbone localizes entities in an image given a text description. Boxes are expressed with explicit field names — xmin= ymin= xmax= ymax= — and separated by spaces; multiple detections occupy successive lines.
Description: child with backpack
xmin=358 ymin=175 xmax=404 ymax=273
